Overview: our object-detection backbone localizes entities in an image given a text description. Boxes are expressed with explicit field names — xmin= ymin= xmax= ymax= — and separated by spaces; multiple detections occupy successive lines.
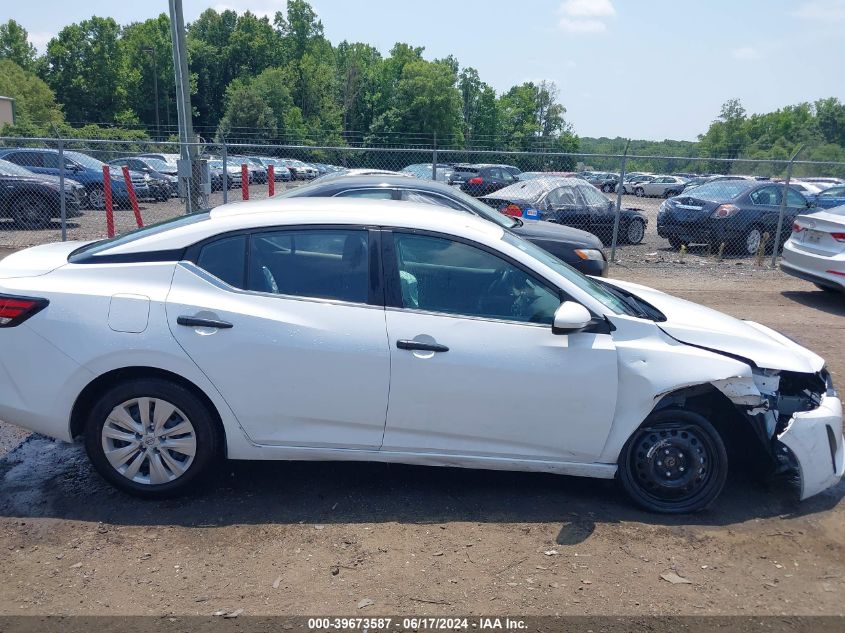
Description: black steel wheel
xmin=618 ymin=410 xmax=727 ymax=513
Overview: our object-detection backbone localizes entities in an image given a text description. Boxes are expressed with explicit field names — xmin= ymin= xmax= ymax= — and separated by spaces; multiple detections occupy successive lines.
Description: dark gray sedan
xmin=276 ymin=175 xmax=609 ymax=276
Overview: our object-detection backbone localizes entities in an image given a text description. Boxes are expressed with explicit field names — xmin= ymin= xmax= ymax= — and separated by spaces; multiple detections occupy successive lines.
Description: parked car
xmin=256 ymin=158 xmax=293 ymax=182
xmin=137 ymin=153 xmax=180 ymax=171
xmin=0 ymin=197 xmax=839 ymax=512
xmin=480 ymin=177 xmax=648 ymax=246
xmin=783 ymin=180 xmax=825 ymax=202
xmin=631 ymin=175 xmax=688 ymax=198
xmin=313 ymin=168 xmax=410 ymax=183
xmin=207 ymin=160 xmax=243 ymax=191
xmin=680 ymin=176 xmax=714 ymax=192
xmin=622 ymin=174 xmax=655 ymax=195
xmin=280 ymin=159 xmax=318 ymax=180
xmin=813 ymin=184 xmax=845 ymax=210
xmin=586 ymin=172 xmax=620 ymax=193
xmin=781 ymin=203 xmax=845 ymax=293
xmin=0 ymin=158 xmax=85 ymax=228
xmin=0 ymin=148 xmax=150 ymax=210
xmin=277 ymin=174 xmax=608 ymax=276
xmin=801 ymin=177 xmax=843 ymax=189
xmin=232 ymin=157 xmax=268 ymax=184
xmin=449 ymin=164 xmax=519 ymax=196
xmin=108 ymin=157 xmax=176 ymax=201
xmin=401 ymin=163 xmax=454 ymax=183
xmin=657 ymin=180 xmax=812 ymax=255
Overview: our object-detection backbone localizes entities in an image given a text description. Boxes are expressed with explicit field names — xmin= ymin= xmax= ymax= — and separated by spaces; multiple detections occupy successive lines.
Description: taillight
xmin=792 ymin=223 xmax=804 ymax=233
xmin=501 ymin=204 xmax=523 ymax=218
xmin=0 ymin=294 xmax=48 ymax=327
xmin=831 ymin=232 xmax=845 ymax=242
xmin=468 ymin=177 xmax=483 ymax=185
xmin=710 ymin=204 xmax=740 ymax=219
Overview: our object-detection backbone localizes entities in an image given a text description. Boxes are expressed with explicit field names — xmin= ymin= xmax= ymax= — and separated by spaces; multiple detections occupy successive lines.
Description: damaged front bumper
xmin=776 ymin=394 xmax=844 ymax=500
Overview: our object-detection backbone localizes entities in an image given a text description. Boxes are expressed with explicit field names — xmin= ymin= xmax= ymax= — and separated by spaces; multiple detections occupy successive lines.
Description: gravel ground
xmin=0 ymin=261 xmax=843 ymax=616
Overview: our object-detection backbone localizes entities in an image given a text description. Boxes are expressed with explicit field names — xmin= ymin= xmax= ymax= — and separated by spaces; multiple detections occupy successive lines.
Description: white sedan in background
xmin=0 ymin=199 xmax=840 ymax=513
xmin=781 ymin=203 xmax=845 ymax=293
xmin=632 ymin=175 xmax=688 ymax=198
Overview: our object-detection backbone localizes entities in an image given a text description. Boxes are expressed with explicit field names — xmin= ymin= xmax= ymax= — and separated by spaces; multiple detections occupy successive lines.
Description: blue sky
xmin=7 ymin=0 xmax=845 ymax=141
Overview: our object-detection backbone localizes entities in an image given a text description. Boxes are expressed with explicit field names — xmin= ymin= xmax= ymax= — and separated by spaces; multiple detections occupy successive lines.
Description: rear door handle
xmin=397 ymin=339 xmax=449 ymax=353
xmin=177 ymin=316 xmax=233 ymax=329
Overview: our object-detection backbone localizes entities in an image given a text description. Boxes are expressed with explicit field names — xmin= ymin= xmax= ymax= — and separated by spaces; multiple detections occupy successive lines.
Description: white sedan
xmin=781 ymin=203 xmax=845 ymax=292
xmin=0 ymin=199 xmax=841 ymax=513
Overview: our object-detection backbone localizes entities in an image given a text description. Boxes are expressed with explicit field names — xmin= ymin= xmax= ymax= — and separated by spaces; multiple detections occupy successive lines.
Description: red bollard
xmin=121 ymin=165 xmax=144 ymax=228
xmin=241 ymin=163 xmax=249 ymax=200
xmin=268 ymin=164 xmax=275 ymax=196
xmin=102 ymin=165 xmax=115 ymax=238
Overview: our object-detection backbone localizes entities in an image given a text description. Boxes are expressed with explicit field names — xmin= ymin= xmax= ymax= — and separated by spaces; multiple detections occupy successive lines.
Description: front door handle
xmin=177 ymin=316 xmax=233 ymax=329
xmin=397 ymin=339 xmax=449 ymax=353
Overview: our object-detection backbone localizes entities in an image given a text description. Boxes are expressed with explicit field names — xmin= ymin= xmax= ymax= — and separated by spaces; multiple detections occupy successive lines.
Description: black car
xmin=657 ymin=180 xmax=812 ymax=255
xmin=479 ymin=177 xmax=648 ymax=246
xmin=449 ymin=164 xmax=519 ymax=196
xmin=0 ymin=158 xmax=84 ymax=229
xmin=275 ymin=174 xmax=609 ymax=276
xmin=108 ymin=157 xmax=175 ymax=201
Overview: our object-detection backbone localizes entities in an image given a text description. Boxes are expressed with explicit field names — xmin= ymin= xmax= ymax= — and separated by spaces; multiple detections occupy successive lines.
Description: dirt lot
xmin=0 ymin=260 xmax=844 ymax=617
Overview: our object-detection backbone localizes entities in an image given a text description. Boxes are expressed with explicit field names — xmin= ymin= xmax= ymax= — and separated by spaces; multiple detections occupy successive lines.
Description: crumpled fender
xmin=599 ymin=316 xmax=756 ymax=463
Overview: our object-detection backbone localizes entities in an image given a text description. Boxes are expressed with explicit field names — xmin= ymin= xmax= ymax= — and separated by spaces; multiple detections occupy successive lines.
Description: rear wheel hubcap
xmin=101 ymin=397 xmax=196 ymax=485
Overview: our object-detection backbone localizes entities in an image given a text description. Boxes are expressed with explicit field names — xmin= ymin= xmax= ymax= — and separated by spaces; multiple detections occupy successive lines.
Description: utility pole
xmin=143 ymin=48 xmax=160 ymax=140
xmin=168 ymin=0 xmax=202 ymax=213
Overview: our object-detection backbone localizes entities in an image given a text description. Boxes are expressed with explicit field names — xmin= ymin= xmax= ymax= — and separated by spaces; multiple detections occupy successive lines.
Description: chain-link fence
xmin=1 ymin=135 xmax=843 ymax=275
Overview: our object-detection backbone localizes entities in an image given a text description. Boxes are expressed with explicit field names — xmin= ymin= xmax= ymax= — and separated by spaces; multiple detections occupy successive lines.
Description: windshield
xmin=0 ymin=158 xmax=35 ymax=177
xmin=69 ymin=212 xmax=210 ymax=260
xmin=502 ymin=233 xmax=639 ymax=316
xmin=686 ymin=181 xmax=750 ymax=200
xmin=142 ymin=158 xmax=170 ymax=171
xmin=66 ymin=151 xmax=106 ymax=169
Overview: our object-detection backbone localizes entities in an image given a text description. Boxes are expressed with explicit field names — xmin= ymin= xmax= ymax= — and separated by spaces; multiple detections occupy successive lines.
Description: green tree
xmin=0 ymin=59 xmax=63 ymax=134
xmin=41 ymin=17 xmax=132 ymax=124
xmin=0 ymin=19 xmax=37 ymax=71
xmin=815 ymin=97 xmax=845 ymax=147
xmin=121 ymin=14 xmax=174 ymax=134
xmin=498 ymin=81 xmax=572 ymax=151
xmin=335 ymin=41 xmax=382 ymax=140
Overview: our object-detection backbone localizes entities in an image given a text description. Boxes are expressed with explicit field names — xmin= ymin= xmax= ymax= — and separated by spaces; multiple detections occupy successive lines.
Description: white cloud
xmin=28 ymin=32 xmax=53 ymax=53
xmin=792 ymin=0 xmax=845 ymax=21
xmin=731 ymin=46 xmax=762 ymax=61
xmin=558 ymin=0 xmax=616 ymax=33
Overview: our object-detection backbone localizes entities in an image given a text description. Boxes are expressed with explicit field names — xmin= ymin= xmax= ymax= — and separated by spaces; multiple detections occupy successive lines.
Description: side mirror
xmin=552 ymin=301 xmax=592 ymax=335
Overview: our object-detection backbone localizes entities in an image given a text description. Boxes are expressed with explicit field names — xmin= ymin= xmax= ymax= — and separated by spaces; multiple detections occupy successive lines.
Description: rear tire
xmin=618 ymin=409 xmax=728 ymax=514
xmin=87 ymin=186 xmax=106 ymax=210
xmin=635 ymin=187 xmax=645 ymax=197
xmin=84 ymin=378 xmax=220 ymax=499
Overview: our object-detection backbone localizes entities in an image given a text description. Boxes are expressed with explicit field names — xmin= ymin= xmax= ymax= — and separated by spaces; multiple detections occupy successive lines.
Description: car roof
xmin=295 ymin=173 xmax=450 ymax=191
xmin=96 ymin=198 xmax=505 ymax=256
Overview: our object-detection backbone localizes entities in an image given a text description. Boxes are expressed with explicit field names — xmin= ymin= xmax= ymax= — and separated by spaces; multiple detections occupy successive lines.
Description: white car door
xmin=166 ymin=227 xmax=390 ymax=449
xmin=380 ymin=230 xmax=619 ymax=462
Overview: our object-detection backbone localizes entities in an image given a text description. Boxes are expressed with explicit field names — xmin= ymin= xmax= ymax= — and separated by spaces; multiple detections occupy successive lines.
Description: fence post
xmin=241 ymin=163 xmax=249 ymax=200
xmin=432 ymin=132 xmax=438 ymax=181
xmin=55 ymin=128 xmax=67 ymax=242
xmin=770 ymin=145 xmax=803 ymax=267
xmin=102 ymin=165 xmax=115 ymax=238
xmin=610 ymin=140 xmax=630 ymax=263
xmin=268 ymin=164 xmax=275 ymax=196
xmin=121 ymin=165 xmax=144 ymax=228
xmin=222 ymin=140 xmax=228 ymax=204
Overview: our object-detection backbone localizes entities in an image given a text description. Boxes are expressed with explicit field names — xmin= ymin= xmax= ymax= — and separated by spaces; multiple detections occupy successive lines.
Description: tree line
xmin=0 ymin=2 xmax=844 ymax=176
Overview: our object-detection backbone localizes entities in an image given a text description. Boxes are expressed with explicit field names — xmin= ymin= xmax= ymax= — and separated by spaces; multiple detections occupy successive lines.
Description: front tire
xmin=11 ymin=196 xmax=51 ymax=229
xmin=84 ymin=378 xmax=220 ymax=498
xmin=618 ymin=410 xmax=728 ymax=514
xmin=635 ymin=187 xmax=645 ymax=197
